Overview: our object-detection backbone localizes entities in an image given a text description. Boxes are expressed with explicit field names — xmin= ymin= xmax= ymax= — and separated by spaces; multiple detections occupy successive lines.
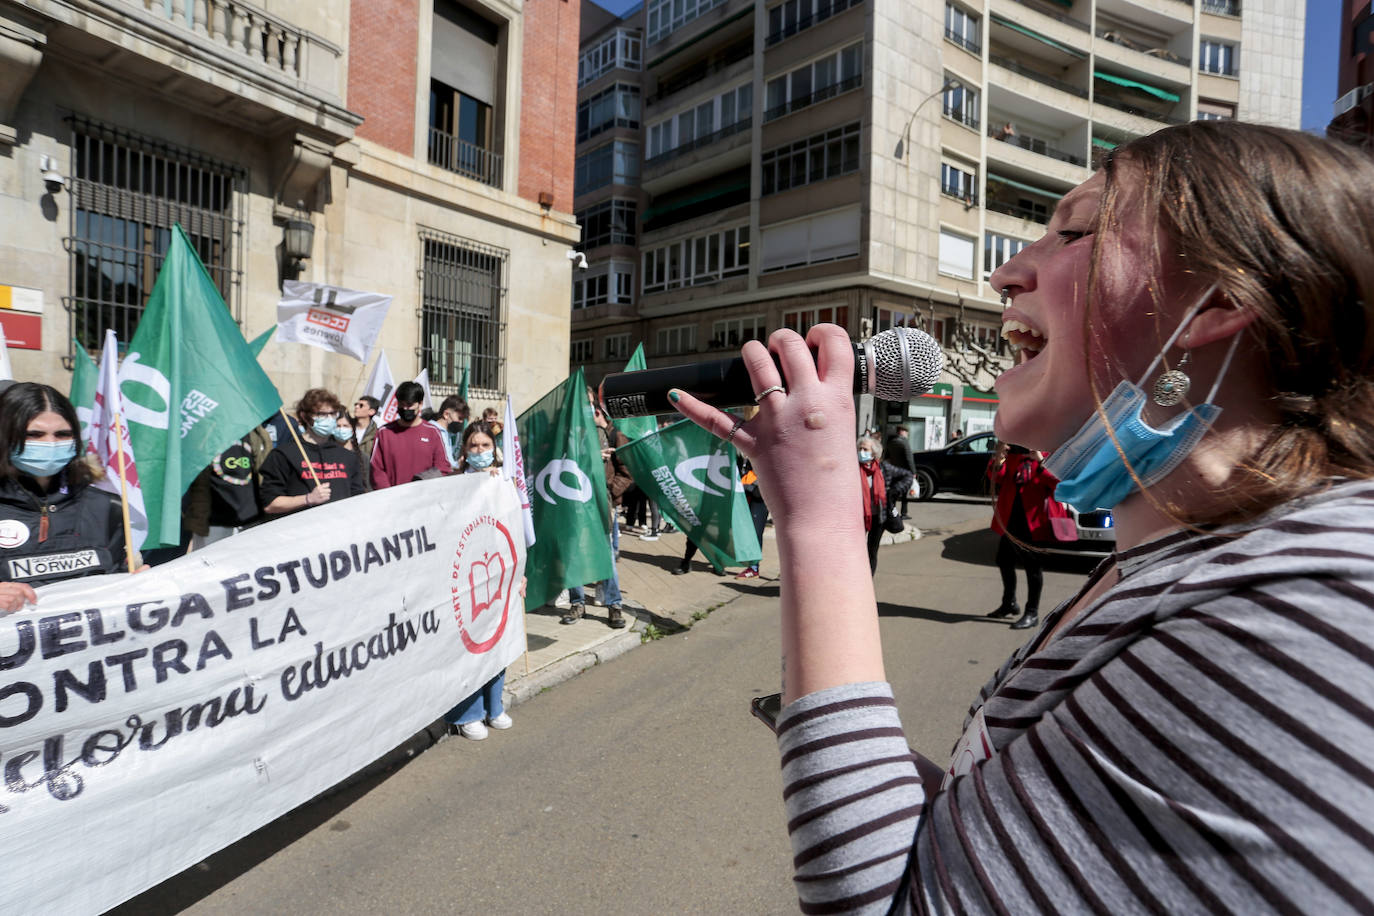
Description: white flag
xmin=276 ymin=281 xmax=392 ymax=363
xmin=0 ymin=324 xmax=12 ymax=381
xmin=91 ymin=329 xmax=148 ymax=549
xmin=501 ymin=395 xmax=536 ymax=547
xmin=362 ymin=351 xmax=399 ymax=424
xmin=414 ymin=368 xmax=435 ymax=412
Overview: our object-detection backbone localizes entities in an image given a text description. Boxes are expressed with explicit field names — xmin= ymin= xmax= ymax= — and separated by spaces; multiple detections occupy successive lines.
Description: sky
xmin=591 ymin=0 xmax=1345 ymax=131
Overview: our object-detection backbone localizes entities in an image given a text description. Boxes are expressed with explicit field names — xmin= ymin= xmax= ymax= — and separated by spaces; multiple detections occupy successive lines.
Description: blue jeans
xmin=446 ymin=670 xmax=506 ymax=726
xmin=570 ymin=517 xmax=622 ymax=607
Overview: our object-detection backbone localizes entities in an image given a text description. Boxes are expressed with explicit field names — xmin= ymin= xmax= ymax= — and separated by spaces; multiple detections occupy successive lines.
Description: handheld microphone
xmin=598 ymin=327 xmax=943 ymax=419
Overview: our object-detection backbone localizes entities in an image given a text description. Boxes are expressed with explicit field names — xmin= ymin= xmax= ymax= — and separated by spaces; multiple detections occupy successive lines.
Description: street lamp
xmin=894 ymin=79 xmax=962 ymax=160
xmin=282 ymin=200 xmax=315 ymax=269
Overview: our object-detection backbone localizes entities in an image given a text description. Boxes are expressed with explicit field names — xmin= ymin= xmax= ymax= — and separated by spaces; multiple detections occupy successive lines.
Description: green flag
xmin=613 ymin=343 xmax=657 ymax=442
xmin=459 ymin=366 xmax=469 ymax=403
xmin=248 ymin=326 xmax=274 ymax=358
xmin=518 ymin=368 xmax=614 ymax=608
xmin=120 ymin=225 xmax=284 ymax=548
xmin=70 ymin=339 xmax=99 ymax=445
xmin=617 ymin=418 xmax=761 ymax=573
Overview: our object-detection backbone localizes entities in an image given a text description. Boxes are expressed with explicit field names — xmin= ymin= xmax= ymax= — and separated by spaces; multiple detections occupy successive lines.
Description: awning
xmin=1092 ymin=137 xmax=1117 ymax=149
xmin=1094 ymin=71 xmax=1180 ymax=103
xmin=641 ymin=178 xmax=750 ymax=222
xmin=987 ymin=174 xmax=1064 ymax=200
xmin=991 ymin=14 xmax=1086 ymax=59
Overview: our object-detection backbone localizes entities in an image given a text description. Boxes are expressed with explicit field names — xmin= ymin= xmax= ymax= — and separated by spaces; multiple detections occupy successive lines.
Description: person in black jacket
xmin=883 ymin=426 xmax=915 ymax=518
xmin=0 ymin=382 xmax=129 ymax=612
xmin=259 ymin=388 xmax=368 ymax=514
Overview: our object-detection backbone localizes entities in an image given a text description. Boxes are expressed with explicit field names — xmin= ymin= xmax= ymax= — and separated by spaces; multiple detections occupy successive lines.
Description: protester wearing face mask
xmin=671 ymin=122 xmax=1374 ymax=913
xmin=856 ymin=436 xmax=886 ymax=576
xmin=447 ymin=420 xmax=514 ymax=740
xmin=427 ymin=395 xmax=469 ymax=469
xmin=0 ymin=383 xmax=135 ymax=612
xmin=334 ymin=413 xmax=357 ymax=451
xmin=259 ymin=389 xmax=366 ymax=514
xmin=369 ymin=381 xmax=451 ymax=489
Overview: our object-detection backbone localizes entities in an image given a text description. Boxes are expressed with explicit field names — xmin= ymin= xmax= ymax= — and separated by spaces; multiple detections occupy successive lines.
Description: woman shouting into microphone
xmin=672 ymin=121 xmax=1374 ymax=915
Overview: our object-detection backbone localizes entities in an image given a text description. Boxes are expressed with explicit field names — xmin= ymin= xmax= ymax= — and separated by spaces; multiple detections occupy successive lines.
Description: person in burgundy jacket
xmin=369 ymin=381 xmax=451 ymax=489
xmin=986 ymin=443 xmax=1059 ymax=630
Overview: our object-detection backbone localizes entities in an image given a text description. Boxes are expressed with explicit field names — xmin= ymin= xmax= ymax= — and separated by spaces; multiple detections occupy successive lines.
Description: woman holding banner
xmin=446 ymin=420 xmax=515 ymax=740
xmin=0 ymin=382 xmax=129 ymax=611
xmin=671 ymin=122 xmax=1374 ymax=913
xmin=259 ymin=388 xmax=368 ymax=515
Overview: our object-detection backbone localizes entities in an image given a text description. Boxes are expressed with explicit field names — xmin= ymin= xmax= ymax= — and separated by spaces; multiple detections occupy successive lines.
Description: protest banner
xmin=70 ymin=340 xmax=98 ymax=444
xmin=0 ymin=324 xmax=12 ymax=380
xmin=612 ymin=343 xmax=657 ymax=443
xmin=275 ymin=281 xmax=392 ymax=363
xmin=0 ymin=473 xmax=526 ymax=915
xmin=518 ymin=368 xmax=613 ymax=608
xmin=119 ymin=225 xmax=284 ymax=549
xmin=617 ymin=419 xmax=761 ymax=573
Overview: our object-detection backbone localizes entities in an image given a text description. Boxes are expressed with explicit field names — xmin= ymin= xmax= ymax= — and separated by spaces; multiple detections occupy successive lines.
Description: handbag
xmin=1046 ymin=499 xmax=1078 ymax=542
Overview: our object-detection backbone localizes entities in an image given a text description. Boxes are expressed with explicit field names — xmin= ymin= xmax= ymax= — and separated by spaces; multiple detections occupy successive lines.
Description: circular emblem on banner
xmin=450 ymin=514 xmax=519 ymax=654
xmin=0 ymin=520 xmax=30 ymax=550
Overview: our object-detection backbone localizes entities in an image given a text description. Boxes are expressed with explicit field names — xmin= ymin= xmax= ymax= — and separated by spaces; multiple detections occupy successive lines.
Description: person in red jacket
xmin=858 ymin=435 xmax=887 ymax=576
xmin=369 ymin=381 xmax=451 ymax=489
xmin=986 ymin=443 xmax=1058 ymax=629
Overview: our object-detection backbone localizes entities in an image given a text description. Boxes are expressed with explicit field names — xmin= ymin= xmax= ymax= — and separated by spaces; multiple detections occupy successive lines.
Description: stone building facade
xmin=0 ymin=0 xmax=581 ymax=415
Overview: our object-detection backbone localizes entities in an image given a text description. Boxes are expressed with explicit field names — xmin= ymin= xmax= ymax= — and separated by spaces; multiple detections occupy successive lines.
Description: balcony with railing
xmin=944 ymin=27 xmax=981 ymax=55
xmin=1000 ymin=0 xmax=1091 ymax=32
xmin=1201 ymin=0 xmax=1240 ymax=15
xmin=763 ymin=75 xmax=863 ymax=122
xmin=987 ymin=127 xmax=1086 ymax=166
xmin=1092 ymin=92 xmax=1187 ymax=126
xmin=765 ymin=0 xmax=863 ymax=47
xmin=428 ymin=128 xmax=504 ymax=189
xmin=645 ymin=117 xmax=752 ymax=169
xmin=1094 ymin=27 xmax=1191 ymax=70
xmin=989 ymin=54 xmax=1089 ymax=100
xmin=986 ymin=197 xmax=1052 ymax=224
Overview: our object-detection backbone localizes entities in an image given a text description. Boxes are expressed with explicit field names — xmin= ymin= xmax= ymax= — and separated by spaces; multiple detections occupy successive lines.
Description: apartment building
xmin=1329 ymin=0 xmax=1373 ymax=146
xmin=0 ymin=0 xmax=580 ymax=412
xmin=571 ymin=0 xmax=1303 ymax=445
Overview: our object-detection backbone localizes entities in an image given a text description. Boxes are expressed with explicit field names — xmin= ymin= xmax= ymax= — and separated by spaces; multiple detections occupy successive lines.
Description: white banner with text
xmin=0 ymin=474 xmax=526 ymax=914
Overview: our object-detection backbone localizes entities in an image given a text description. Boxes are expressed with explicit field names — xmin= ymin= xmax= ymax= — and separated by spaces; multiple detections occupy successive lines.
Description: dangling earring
xmin=1000 ymin=287 xmax=1011 ymax=306
xmin=1152 ymin=347 xmax=1192 ymax=406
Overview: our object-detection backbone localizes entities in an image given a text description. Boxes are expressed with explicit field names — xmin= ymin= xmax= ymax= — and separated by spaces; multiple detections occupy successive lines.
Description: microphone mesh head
xmin=869 ymin=327 xmax=944 ymax=400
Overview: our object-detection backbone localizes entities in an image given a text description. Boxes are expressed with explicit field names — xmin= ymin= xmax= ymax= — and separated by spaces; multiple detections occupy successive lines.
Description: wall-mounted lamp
xmin=39 ymin=155 xmax=65 ymax=194
xmin=282 ymin=200 xmax=315 ymax=269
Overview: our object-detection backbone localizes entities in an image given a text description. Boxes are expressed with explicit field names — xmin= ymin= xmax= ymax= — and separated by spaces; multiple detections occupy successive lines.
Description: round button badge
xmin=0 ymin=520 xmax=32 ymax=550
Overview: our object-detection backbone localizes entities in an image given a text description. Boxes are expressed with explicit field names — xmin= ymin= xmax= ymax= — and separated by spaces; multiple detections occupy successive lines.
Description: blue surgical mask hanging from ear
xmin=1044 ymin=283 xmax=1240 ymax=512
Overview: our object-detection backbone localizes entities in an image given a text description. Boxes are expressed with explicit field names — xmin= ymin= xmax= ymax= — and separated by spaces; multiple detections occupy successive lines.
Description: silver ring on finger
xmin=725 ymin=415 xmax=746 ymax=445
xmin=754 ymin=384 xmax=786 ymax=403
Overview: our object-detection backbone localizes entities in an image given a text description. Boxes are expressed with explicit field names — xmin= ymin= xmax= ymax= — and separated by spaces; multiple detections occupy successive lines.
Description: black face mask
xmin=398 ymin=408 xmax=418 ymax=423
xmin=447 ymin=421 xmax=462 ymax=434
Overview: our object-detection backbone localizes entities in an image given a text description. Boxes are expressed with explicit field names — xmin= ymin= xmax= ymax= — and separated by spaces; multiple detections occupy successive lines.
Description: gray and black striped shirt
xmin=777 ymin=478 xmax=1374 ymax=914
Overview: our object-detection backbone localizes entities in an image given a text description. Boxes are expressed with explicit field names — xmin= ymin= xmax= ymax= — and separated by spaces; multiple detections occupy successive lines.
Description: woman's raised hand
xmin=671 ymin=325 xmax=862 ymax=535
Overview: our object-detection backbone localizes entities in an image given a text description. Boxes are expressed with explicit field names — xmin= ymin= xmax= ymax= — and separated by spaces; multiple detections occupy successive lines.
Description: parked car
xmin=910 ymin=431 xmax=1001 ymax=499
xmin=1043 ymin=506 xmax=1116 ymax=557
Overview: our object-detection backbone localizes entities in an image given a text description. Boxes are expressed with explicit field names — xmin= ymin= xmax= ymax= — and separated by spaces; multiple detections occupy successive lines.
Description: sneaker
xmin=607 ymin=606 xmax=626 ymax=629
xmin=560 ymin=603 xmax=584 ymax=625
xmin=586 ymin=592 xmax=604 ymax=607
xmin=487 ymin=712 xmax=513 ymax=730
xmin=639 ymin=533 xmax=659 ymax=541
xmin=554 ymin=589 xmax=571 ymax=609
xmin=458 ymin=721 xmax=489 ymax=741
xmin=671 ymin=563 xmax=689 ymax=576
xmin=735 ymin=567 xmax=760 ymax=579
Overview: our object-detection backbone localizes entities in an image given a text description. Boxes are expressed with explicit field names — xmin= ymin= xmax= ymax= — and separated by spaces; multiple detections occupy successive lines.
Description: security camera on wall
xmin=40 ymin=155 xmax=65 ymax=194
xmin=567 ymin=249 xmax=588 ymax=271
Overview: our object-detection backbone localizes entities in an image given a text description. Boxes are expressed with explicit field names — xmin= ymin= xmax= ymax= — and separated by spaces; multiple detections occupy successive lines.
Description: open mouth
xmin=1001 ymin=319 xmax=1045 ymax=364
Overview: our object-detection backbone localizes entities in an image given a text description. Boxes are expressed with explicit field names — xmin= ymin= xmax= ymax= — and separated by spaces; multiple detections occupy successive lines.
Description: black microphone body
xmin=598 ymin=327 xmax=942 ymax=419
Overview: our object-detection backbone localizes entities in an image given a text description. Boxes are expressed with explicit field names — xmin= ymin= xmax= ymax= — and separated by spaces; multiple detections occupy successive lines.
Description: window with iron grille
xmin=65 ymin=117 xmax=245 ymax=358
xmin=419 ymin=230 xmax=508 ymax=395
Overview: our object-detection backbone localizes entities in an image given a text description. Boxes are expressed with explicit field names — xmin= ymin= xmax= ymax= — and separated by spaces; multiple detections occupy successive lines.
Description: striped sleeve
xmin=778 ymin=503 xmax=1374 ymax=914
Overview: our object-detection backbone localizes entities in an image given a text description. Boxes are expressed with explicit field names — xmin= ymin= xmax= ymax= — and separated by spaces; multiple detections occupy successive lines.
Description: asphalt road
xmin=116 ymin=497 xmax=1097 ymax=916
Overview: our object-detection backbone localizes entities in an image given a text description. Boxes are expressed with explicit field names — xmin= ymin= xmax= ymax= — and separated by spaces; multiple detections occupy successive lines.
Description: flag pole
xmin=279 ymin=408 xmax=324 ymax=490
xmin=110 ymin=411 xmax=138 ymax=572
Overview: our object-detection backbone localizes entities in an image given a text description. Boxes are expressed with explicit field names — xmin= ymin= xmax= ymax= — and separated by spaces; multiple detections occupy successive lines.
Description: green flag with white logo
xmin=518 ymin=368 xmax=614 ymax=608
xmin=614 ymin=343 xmax=657 ymax=443
xmin=70 ymin=339 xmax=99 ymax=446
xmin=120 ymin=225 xmax=284 ymax=548
xmin=617 ymin=418 xmax=761 ymax=574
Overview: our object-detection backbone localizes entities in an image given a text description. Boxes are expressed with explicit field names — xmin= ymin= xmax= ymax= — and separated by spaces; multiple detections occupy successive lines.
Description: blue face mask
xmin=11 ymin=440 xmax=78 ymax=478
xmin=1044 ymin=284 xmax=1238 ymax=512
xmin=467 ymin=449 xmax=495 ymax=469
xmin=858 ymin=450 xmax=873 ymax=463
xmin=332 ymin=426 xmax=353 ymax=442
xmin=312 ymin=416 xmax=338 ymax=440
